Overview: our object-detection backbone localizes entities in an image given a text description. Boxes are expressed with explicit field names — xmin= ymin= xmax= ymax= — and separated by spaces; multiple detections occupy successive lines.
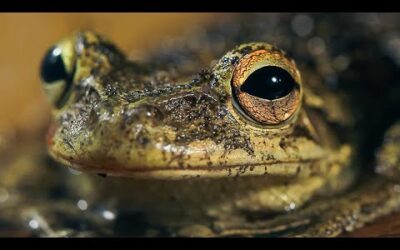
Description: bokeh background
xmin=0 ymin=13 xmax=220 ymax=135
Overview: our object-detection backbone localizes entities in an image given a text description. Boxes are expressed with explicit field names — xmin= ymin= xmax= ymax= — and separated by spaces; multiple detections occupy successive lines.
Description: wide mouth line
xmin=50 ymin=149 xmax=320 ymax=174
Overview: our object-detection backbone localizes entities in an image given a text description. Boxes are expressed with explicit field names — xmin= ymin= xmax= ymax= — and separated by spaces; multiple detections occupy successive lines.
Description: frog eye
xmin=40 ymin=45 xmax=74 ymax=108
xmin=231 ymin=49 xmax=302 ymax=126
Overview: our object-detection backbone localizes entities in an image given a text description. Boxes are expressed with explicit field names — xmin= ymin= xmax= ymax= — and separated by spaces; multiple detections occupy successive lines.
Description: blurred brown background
xmin=0 ymin=13 xmax=219 ymax=134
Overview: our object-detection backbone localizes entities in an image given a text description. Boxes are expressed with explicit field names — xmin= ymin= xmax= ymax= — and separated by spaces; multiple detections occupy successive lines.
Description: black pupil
xmin=40 ymin=46 xmax=68 ymax=83
xmin=240 ymin=66 xmax=297 ymax=100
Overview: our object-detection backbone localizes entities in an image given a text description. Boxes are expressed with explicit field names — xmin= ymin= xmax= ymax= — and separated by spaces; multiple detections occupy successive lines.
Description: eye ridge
xmin=240 ymin=66 xmax=297 ymax=100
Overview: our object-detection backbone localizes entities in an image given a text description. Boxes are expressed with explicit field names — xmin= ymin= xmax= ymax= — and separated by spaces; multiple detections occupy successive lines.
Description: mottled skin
xmin=42 ymin=14 xmax=400 ymax=236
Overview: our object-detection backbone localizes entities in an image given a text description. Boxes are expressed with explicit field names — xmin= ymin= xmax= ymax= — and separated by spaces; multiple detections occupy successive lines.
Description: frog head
xmin=41 ymin=31 xmax=348 ymax=179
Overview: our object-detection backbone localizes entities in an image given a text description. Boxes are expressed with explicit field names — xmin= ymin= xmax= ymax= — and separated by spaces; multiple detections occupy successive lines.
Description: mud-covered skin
xmin=41 ymin=14 xmax=400 ymax=236
xmin=48 ymin=36 xmax=345 ymax=180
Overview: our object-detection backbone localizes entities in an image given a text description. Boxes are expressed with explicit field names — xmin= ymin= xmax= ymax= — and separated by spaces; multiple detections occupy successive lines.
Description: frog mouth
xmin=49 ymin=149 xmax=325 ymax=179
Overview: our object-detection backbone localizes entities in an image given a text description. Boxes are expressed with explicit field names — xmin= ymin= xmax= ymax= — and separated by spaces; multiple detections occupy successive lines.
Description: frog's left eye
xmin=40 ymin=45 xmax=74 ymax=108
xmin=231 ymin=49 xmax=302 ymax=126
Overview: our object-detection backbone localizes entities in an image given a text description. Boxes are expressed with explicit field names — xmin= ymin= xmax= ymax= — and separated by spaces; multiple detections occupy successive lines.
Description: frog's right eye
xmin=40 ymin=45 xmax=74 ymax=108
xmin=231 ymin=48 xmax=303 ymax=126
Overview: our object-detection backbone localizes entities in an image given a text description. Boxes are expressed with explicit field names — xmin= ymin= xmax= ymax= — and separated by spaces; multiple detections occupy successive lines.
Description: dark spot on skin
xmin=104 ymin=81 xmax=120 ymax=97
xmin=231 ymin=56 xmax=240 ymax=65
xmin=279 ymin=138 xmax=288 ymax=150
xmin=88 ymin=110 xmax=98 ymax=127
xmin=216 ymin=107 xmax=228 ymax=118
xmin=296 ymin=166 xmax=301 ymax=175
xmin=178 ymin=158 xmax=186 ymax=169
xmin=198 ymin=70 xmax=213 ymax=81
xmin=256 ymin=45 xmax=267 ymax=51
xmin=266 ymin=154 xmax=275 ymax=161
xmin=237 ymin=166 xmax=248 ymax=175
xmin=137 ymin=135 xmax=150 ymax=147
xmin=94 ymin=42 xmax=126 ymax=65
xmin=221 ymin=57 xmax=231 ymax=65
xmin=190 ymin=75 xmax=203 ymax=85
xmin=268 ymin=46 xmax=283 ymax=54
xmin=292 ymin=125 xmax=314 ymax=141
xmin=238 ymin=46 xmax=252 ymax=55
xmin=209 ymin=77 xmax=221 ymax=90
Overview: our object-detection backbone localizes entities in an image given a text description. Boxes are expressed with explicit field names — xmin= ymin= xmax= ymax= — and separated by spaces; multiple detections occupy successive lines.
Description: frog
xmin=34 ymin=13 xmax=400 ymax=237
